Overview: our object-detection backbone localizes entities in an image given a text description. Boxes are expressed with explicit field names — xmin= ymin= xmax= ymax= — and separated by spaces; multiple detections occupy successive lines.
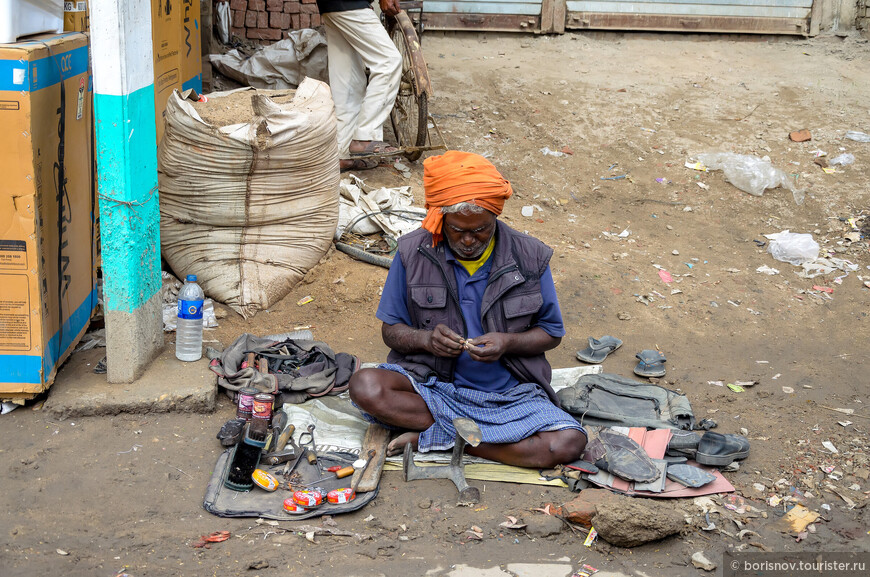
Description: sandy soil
xmin=2 ymin=31 xmax=870 ymax=577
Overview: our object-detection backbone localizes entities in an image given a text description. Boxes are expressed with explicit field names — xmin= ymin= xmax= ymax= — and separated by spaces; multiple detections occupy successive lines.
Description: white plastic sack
xmin=766 ymin=231 xmax=819 ymax=266
xmin=215 ymin=1 xmax=230 ymax=44
xmin=158 ymin=79 xmax=340 ymax=318
xmin=336 ymin=175 xmax=426 ymax=240
xmin=210 ymin=29 xmax=328 ymax=90
xmin=697 ymin=153 xmax=804 ymax=205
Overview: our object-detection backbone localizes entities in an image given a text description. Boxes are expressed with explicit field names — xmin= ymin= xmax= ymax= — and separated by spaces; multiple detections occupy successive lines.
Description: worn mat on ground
xmin=203 ymin=449 xmax=377 ymax=520
xmin=275 ymin=366 xmax=603 ymax=487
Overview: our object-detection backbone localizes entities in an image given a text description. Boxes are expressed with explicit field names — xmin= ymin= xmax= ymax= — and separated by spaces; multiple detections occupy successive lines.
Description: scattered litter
xmin=722 ymin=495 xmax=746 ymax=514
xmin=685 ymin=161 xmax=708 ymax=172
xmin=765 ymin=230 xmax=819 ymax=265
xmin=797 ymin=257 xmax=858 ymax=279
xmin=772 ymin=504 xmax=819 ymax=534
xmin=845 ymin=130 xmax=870 ymax=142
xmin=772 ymin=373 xmax=781 ymax=379
xmin=696 ymin=182 xmax=710 ymax=190
xmin=812 ymin=285 xmax=834 ymax=294
xmin=296 ymin=296 xmax=314 ymax=306
xmin=810 ymin=149 xmax=827 ymax=157
xmin=499 ymin=516 xmax=526 ymax=530
xmin=1 ymin=402 xmax=20 ymax=415
xmin=753 ymin=483 xmax=766 ymax=492
xmin=822 ymin=441 xmax=839 ymax=454
xmin=56 ymin=549 xmax=69 ymax=556
xmin=691 ymin=551 xmax=717 ymax=572
xmin=735 ymin=380 xmax=758 ymax=388
xmin=600 ymin=174 xmax=629 ymax=181
xmin=727 ymin=384 xmax=744 ymax=393
xmin=521 ymin=205 xmax=534 ymax=217
xmin=658 ymin=269 xmax=673 ymax=284
xmin=696 ymin=152 xmax=804 ymax=204
xmin=789 ymin=129 xmax=812 ymax=142
xmin=782 ymin=386 xmax=795 ymax=394
xmin=540 ymin=147 xmax=567 ymax=157
xmin=756 ymin=265 xmax=780 ymax=275
xmin=708 ymin=381 xmax=724 ymax=387
xmin=583 ymin=527 xmax=598 ymax=547
xmin=768 ymin=495 xmax=782 ymax=507
xmin=829 ymin=153 xmax=855 ymax=166
xmin=838 ymin=421 xmax=853 ymax=427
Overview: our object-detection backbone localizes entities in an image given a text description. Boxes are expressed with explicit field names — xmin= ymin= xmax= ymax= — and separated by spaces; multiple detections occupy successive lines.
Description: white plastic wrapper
xmin=766 ymin=231 xmax=819 ymax=266
xmin=697 ymin=152 xmax=804 ymax=205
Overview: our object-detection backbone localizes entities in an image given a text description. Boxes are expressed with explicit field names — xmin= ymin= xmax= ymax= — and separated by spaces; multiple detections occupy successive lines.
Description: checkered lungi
xmin=358 ymin=364 xmax=585 ymax=452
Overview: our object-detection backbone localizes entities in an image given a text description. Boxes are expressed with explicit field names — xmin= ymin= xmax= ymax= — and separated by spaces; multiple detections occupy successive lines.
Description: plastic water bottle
xmin=176 ymin=275 xmax=204 ymax=361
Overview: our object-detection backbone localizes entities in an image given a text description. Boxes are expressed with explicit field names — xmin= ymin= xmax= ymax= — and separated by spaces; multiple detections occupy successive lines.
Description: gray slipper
xmin=576 ymin=336 xmax=623 ymax=363
xmin=634 ymin=349 xmax=666 ymax=378
xmin=666 ymin=463 xmax=716 ymax=488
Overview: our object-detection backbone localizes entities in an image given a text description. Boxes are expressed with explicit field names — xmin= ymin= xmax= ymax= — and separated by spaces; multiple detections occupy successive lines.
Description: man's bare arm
xmin=382 ymin=322 xmax=464 ymax=358
xmin=465 ymin=327 xmax=560 ymax=363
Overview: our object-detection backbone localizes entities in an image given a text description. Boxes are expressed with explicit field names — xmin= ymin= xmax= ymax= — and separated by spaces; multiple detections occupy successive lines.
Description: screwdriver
xmin=298 ymin=465 xmax=355 ymax=488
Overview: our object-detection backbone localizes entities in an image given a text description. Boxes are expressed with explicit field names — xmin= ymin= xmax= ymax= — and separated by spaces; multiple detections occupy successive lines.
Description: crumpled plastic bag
xmin=697 ymin=152 xmax=804 ymax=205
xmin=766 ymin=230 xmax=819 ymax=265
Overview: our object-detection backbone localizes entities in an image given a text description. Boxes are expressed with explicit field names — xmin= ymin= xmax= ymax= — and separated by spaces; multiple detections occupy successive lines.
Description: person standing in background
xmin=316 ymin=0 xmax=403 ymax=171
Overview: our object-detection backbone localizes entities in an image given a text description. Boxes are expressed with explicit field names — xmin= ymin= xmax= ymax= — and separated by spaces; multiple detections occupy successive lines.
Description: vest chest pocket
xmin=502 ymin=291 xmax=543 ymax=333
xmin=410 ymin=286 xmax=449 ymax=329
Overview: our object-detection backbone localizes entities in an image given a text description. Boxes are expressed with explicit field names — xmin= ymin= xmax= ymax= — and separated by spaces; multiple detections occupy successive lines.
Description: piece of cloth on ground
xmin=361 ymin=364 xmax=585 ymax=452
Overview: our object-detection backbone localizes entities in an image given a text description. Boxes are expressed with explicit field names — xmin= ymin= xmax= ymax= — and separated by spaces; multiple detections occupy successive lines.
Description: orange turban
xmin=421 ymin=151 xmax=513 ymax=245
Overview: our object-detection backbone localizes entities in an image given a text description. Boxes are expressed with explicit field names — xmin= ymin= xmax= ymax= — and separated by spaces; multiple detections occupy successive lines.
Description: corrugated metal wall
xmin=421 ymin=0 xmax=545 ymax=31
xmin=420 ymin=0 xmax=814 ymax=34
xmin=565 ymin=0 xmax=813 ymax=34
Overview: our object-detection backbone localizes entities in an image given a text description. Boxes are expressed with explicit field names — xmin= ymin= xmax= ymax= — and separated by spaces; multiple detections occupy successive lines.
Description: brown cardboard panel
xmin=0 ymin=33 xmax=97 ymax=398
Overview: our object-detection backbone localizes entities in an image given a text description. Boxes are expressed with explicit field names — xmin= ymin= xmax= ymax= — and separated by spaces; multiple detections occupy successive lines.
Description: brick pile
xmin=229 ymin=0 xmax=321 ymax=43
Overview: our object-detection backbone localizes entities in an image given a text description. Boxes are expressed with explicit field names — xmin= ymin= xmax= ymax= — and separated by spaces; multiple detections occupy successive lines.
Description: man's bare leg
xmin=349 ymin=368 xmax=432 ymax=455
xmin=467 ymin=429 xmax=587 ymax=469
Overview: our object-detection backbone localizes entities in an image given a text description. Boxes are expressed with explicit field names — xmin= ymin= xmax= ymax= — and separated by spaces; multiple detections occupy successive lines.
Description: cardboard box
xmin=152 ymin=0 xmax=202 ymax=141
xmin=0 ymin=32 xmax=98 ymax=400
xmin=63 ymin=1 xmax=89 ymax=32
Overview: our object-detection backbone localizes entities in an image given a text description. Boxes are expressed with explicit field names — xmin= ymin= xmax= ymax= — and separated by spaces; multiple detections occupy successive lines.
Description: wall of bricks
xmin=229 ymin=0 xmax=321 ymax=44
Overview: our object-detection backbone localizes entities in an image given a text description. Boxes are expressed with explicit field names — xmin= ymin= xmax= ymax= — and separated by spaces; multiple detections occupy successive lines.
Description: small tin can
xmin=293 ymin=490 xmax=323 ymax=508
xmin=251 ymin=469 xmax=280 ymax=492
xmin=236 ymin=387 xmax=258 ymax=421
xmin=283 ymin=498 xmax=306 ymax=513
xmin=327 ymin=488 xmax=356 ymax=504
xmin=252 ymin=393 xmax=273 ymax=427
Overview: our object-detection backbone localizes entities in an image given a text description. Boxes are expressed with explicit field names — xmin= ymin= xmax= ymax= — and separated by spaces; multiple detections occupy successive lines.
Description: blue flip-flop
xmin=634 ymin=349 xmax=666 ymax=378
xmin=576 ymin=335 xmax=623 ymax=363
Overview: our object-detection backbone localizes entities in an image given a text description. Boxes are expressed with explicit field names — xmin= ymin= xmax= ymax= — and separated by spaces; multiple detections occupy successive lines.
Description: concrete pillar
xmin=90 ymin=0 xmax=164 ymax=383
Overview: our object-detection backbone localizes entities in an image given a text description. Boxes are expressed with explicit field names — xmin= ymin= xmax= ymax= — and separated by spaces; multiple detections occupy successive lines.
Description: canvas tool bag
xmin=557 ymin=373 xmax=695 ymax=430
xmin=210 ymin=334 xmax=358 ymax=403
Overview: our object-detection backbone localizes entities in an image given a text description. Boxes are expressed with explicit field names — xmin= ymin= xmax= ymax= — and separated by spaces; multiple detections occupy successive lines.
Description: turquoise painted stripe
xmin=0 ymin=286 xmax=97 ymax=385
xmin=94 ymin=83 xmax=161 ymax=314
xmin=182 ymin=74 xmax=203 ymax=93
xmin=0 ymin=45 xmax=90 ymax=92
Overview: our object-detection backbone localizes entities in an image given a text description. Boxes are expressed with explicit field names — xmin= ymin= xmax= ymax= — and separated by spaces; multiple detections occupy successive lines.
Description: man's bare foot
xmin=386 ymin=432 xmax=420 ymax=456
xmin=349 ymin=140 xmax=400 ymax=156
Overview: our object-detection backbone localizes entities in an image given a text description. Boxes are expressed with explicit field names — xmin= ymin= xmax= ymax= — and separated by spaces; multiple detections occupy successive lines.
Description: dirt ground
xmin=2 ymin=30 xmax=870 ymax=577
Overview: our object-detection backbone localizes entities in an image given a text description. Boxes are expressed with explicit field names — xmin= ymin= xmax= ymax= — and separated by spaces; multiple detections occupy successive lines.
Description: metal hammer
xmin=402 ymin=417 xmax=482 ymax=506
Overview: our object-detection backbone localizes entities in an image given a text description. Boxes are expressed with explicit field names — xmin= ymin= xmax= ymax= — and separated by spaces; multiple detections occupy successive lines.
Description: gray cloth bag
xmin=209 ymin=333 xmax=352 ymax=403
xmin=557 ymin=373 xmax=695 ymax=430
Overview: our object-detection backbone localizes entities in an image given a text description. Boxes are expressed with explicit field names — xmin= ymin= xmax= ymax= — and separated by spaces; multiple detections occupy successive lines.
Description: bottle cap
xmin=186 ymin=275 xmax=197 ymax=282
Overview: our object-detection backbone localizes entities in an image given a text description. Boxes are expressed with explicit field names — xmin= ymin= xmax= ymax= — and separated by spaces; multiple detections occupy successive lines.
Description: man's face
xmin=443 ymin=210 xmax=497 ymax=261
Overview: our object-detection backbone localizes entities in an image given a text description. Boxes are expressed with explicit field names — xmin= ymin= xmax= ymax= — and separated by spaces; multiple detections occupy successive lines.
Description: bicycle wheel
xmin=389 ymin=15 xmax=428 ymax=162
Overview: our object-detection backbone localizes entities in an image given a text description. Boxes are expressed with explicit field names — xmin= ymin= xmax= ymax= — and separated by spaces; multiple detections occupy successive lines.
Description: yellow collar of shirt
xmin=456 ymin=237 xmax=495 ymax=276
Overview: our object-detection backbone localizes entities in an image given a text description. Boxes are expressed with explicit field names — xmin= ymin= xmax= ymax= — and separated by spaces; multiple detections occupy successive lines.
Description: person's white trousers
xmin=322 ymin=8 xmax=401 ymax=158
